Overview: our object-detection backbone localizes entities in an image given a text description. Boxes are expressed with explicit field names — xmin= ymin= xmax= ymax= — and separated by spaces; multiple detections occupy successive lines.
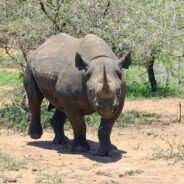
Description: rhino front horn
xmin=102 ymin=66 xmax=110 ymax=93
xmin=98 ymin=66 xmax=113 ymax=98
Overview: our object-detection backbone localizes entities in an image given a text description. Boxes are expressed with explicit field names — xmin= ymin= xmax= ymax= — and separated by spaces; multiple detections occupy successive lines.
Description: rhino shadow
xmin=27 ymin=140 xmax=127 ymax=163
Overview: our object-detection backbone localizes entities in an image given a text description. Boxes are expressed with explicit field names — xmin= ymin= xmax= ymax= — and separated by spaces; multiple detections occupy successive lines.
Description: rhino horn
xmin=102 ymin=66 xmax=109 ymax=92
xmin=99 ymin=66 xmax=113 ymax=98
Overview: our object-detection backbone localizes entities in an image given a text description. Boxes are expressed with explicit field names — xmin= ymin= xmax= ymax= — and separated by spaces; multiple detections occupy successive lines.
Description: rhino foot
xmin=71 ymin=138 xmax=90 ymax=153
xmin=53 ymin=136 xmax=71 ymax=145
xmin=97 ymin=144 xmax=120 ymax=157
xmin=28 ymin=122 xmax=43 ymax=139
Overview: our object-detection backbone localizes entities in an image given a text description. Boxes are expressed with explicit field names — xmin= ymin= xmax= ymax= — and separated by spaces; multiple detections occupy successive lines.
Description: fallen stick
xmin=179 ymin=102 xmax=181 ymax=123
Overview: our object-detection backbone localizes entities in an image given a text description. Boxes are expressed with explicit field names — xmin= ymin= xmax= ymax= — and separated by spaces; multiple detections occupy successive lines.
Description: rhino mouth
xmin=94 ymin=101 xmax=119 ymax=119
xmin=97 ymin=110 xmax=115 ymax=119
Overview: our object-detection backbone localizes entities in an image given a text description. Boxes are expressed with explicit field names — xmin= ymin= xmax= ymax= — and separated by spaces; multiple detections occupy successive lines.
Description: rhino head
xmin=76 ymin=52 xmax=131 ymax=119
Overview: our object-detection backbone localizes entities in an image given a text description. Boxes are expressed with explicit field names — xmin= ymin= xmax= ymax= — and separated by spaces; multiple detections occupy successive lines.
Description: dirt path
xmin=0 ymin=98 xmax=184 ymax=184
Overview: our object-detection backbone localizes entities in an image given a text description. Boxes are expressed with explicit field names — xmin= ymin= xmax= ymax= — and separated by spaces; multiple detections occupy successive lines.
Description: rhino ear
xmin=118 ymin=52 xmax=131 ymax=69
xmin=75 ymin=52 xmax=89 ymax=71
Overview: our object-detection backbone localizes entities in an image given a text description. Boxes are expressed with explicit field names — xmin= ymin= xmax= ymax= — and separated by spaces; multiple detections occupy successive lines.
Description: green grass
xmin=127 ymin=83 xmax=184 ymax=99
xmin=0 ymin=152 xmax=27 ymax=172
xmin=0 ymin=71 xmax=21 ymax=85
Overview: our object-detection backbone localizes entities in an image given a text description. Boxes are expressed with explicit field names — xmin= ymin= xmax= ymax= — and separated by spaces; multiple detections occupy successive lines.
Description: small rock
xmin=32 ymin=168 xmax=37 ymax=172
xmin=118 ymin=174 xmax=124 ymax=177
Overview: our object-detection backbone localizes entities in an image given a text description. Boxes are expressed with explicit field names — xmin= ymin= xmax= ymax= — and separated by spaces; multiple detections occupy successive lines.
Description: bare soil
xmin=0 ymin=98 xmax=184 ymax=184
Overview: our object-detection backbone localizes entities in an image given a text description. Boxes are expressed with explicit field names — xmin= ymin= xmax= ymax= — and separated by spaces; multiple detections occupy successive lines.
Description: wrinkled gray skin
xmin=24 ymin=33 xmax=131 ymax=156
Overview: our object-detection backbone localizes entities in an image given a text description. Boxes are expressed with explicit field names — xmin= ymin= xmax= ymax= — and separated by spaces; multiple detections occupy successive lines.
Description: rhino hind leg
xmin=28 ymin=101 xmax=43 ymax=139
xmin=50 ymin=109 xmax=70 ymax=145
xmin=65 ymin=109 xmax=90 ymax=152
xmin=24 ymin=65 xmax=43 ymax=139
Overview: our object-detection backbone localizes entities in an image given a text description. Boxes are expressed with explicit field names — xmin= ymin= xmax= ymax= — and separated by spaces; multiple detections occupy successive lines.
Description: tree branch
xmin=4 ymin=39 xmax=25 ymax=74
xmin=39 ymin=1 xmax=62 ymax=33
xmin=103 ymin=1 xmax=111 ymax=18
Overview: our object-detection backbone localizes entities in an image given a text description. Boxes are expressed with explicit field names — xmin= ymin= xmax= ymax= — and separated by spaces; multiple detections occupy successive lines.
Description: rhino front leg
xmin=97 ymin=118 xmax=119 ymax=156
xmin=97 ymin=99 xmax=125 ymax=156
xmin=50 ymin=109 xmax=70 ymax=145
xmin=65 ymin=108 xmax=90 ymax=152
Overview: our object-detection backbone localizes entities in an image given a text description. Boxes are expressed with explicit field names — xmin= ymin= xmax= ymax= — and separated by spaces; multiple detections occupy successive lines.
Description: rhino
xmin=24 ymin=33 xmax=131 ymax=156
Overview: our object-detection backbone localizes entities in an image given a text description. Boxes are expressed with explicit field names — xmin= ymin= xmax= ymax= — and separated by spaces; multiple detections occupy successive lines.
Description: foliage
xmin=0 ymin=0 xmax=183 ymax=91
xmin=0 ymin=0 xmax=52 ymax=68
xmin=0 ymin=102 xmax=53 ymax=132
xmin=1 ymin=0 xmax=183 ymax=58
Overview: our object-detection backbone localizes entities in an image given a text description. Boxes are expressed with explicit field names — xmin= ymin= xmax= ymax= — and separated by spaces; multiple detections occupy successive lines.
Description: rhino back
xmin=30 ymin=33 xmax=79 ymax=77
xmin=29 ymin=33 xmax=82 ymax=105
xmin=78 ymin=34 xmax=117 ymax=62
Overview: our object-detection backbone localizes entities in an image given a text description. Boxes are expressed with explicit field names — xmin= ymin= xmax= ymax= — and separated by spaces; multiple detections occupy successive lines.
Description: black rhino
xmin=24 ymin=33 xmax=131 ymax=156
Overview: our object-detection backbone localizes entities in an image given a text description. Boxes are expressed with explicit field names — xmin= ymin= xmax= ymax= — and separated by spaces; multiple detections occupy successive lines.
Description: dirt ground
xmin=0 ymin=98 xmax=184 ymax=184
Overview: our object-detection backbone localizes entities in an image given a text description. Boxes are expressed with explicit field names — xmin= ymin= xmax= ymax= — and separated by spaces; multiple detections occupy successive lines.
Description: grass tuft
xmin=124 ymin=169 xmax=144 ymax=176
xmin=0 ymin=152 xmax=27 ymax=172
xmin=149 ymin=142 xmax=184 ymax=162
xmin=116 ymin=110 xmax=161 ymax=127
xmin=36 ymin=169 xmax=63 ymax=184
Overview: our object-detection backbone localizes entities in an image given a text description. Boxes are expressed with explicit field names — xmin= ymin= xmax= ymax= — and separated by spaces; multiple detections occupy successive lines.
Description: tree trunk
xmin=147 ymin=55 xmax=157 ymax=93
